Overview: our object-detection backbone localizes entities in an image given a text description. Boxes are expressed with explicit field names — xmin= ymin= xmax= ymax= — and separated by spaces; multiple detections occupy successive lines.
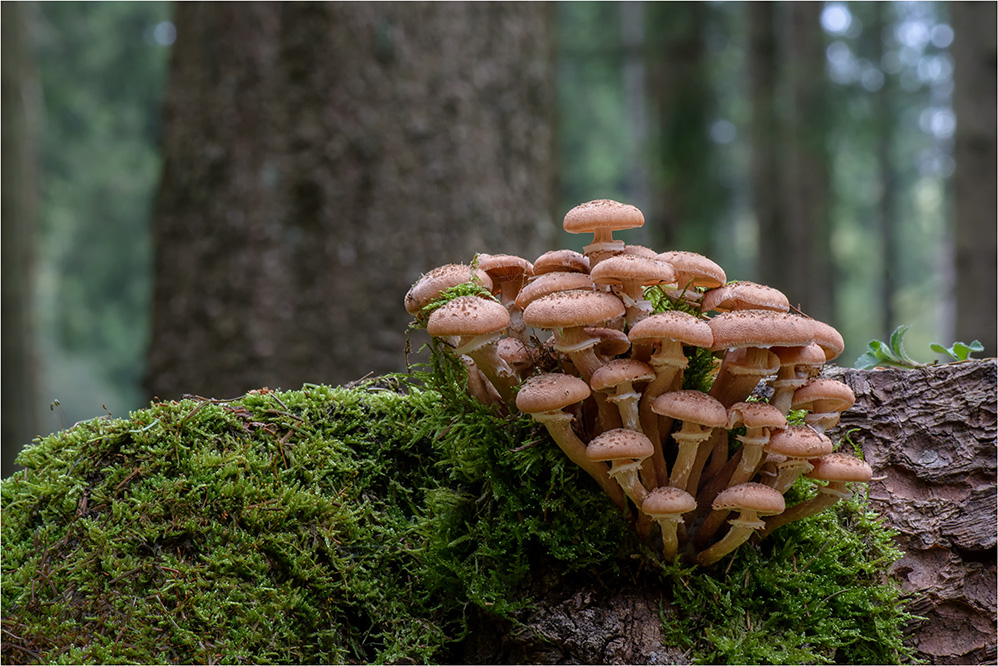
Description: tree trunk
xmin=146 ymin=1 xmax=557 ymax=400
xmin=951 ymin=2 xmax=998 ymax=357
xmin=1 ymin=2 xmax=39 ymax=477
xmin=872 ymin=3 xmax=899 ymax=337
xmin=458 ymin=361 xmax=998 ymax=664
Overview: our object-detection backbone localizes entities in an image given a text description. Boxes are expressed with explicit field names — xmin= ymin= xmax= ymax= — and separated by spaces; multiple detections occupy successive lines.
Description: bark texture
xmin=146 ymin=2 xmax=557 ymax=399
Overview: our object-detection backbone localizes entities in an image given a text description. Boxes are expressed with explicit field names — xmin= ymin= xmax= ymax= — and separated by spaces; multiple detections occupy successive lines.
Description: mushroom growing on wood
xmin=590 ymin=253 xmax=677 ymax=324
xmin=516 ymin=373 xmax=628 ymax=512
xmin=642 ymin=486 xmax=697 ymax=561
xmin=696 ymin=482 xmax=785 ymax=566
xmin=476 ymin=253 xmax=533 ymax=343
xmin=532 ymin=249 xmax=590 ymax=275
xmin=589 ymin=359 xmax=656 ymax=433
xmin=651 ymin=390 xmax=728 ymax=493
xmin=405 ymin=263 xmax=493 ymax=317
xmin=586 ymin=428 xmax=655 ymax=508
xmin=791 ymin=378 xmax=856 ymax=434
xmin=562 ymin=199 xmax=645 ymax=259
xmin=700 ymin=281 xmax=790 ymax=315
xmin=760 ymin=425 xmax=834 ymax=493
xmin=768 ymin=343 xmax=827 ymax=414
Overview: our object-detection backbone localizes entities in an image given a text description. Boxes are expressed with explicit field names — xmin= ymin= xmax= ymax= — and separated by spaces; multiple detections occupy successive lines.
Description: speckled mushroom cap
xmin=622 ymin=244 xmax=660 ymax=259
xmin=712 ymin=482 xmax=786 ymax=515
xmin=589 ymin=358 xmax=656 ymax=392
xmin=642 ymin=486 xmax=697 ymax=517
xmin=727 ymin=402 xmax=787 ymax=429
xmin=533 ymin=249 xmax=590 ymax=275
xmin=522 ymin=289 xmax=626 ymax=330
xmin=590 ymin=253 xmax=677 ymax=288
xmin=708 ymin=310 xmax=815 ymax=351
xmin=765 ymin=426 xmax=834 ymax=459
xmin=405 ymin=264 xmax=493 ymax=315
xmin=476 ymin=254 xmax=533 ymax=285
xmin=586 ymin=327 xmax=631 ymax=358
xmin=586 ymin=428 xmax=655 ymax=462
xmin=773 ymin=342 xmax=827 ymax=367
xmin=650 ymin=390 xmax=727 ymax=427
xmin=515 ymin=272 xmax=595 ymax=310
xmin=791 ymin=379 xmax=856 ymax=413
xmin=806 ymin=452 xmax=873 ymax=483
xmin=628 ymin=311 xmax=714 ymax=348
xmin=657 ymin=251 xmax=726 ymax=289
xmin=497 ymin=337 xmax=533 ymax=372
xmin=700 ymin=281 xmax=790 ymax=314
xmin=810 ymin=319 xmax=846 ymax=362
xmin=515 ymin=373 xmax=591 ymax=414
xmin=426 ymin=296 xmax=509 ymax=337
xmin=563 ymin=199 xmax=645 ymax=235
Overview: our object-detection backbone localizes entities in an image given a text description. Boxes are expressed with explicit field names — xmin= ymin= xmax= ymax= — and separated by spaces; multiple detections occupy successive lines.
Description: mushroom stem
xmin=708 ymin=347 xmax=779 ymax=408
xmin=669 ymin=426 xmax=713 ymax=492
xmin=461 ymin=340 xmax=520 ymax=407
xmin=655 ymin=516 xmax=683 ymax=561
xmin=695 ymin=514 xmax=764 ymax=566
xmin=607 ymin=459 xmax=650 ymax=508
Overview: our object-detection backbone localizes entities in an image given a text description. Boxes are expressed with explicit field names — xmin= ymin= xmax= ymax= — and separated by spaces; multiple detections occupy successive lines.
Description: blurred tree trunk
xmin=872 ymin=3 xmax=899 ymax=338
xmin=951 ymin=2 xmax=997 ymax=356
xmin=146 ymin=2 xmax=557 ymax=399
xmin=646 ymin=2 xmax=720 ymax=253
xmin=1 ymin=2 xmax=39 ymax=476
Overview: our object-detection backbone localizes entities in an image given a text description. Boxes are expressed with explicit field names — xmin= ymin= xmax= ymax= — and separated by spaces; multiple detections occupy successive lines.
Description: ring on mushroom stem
xmin=695 ymin=483 xmax=785 ymax=566
xmin=761 ymin=426 xmax=834 ymax=493
xmin=590 ymin=253 xmax=677 ymax=325
xmin=768 ymin=343 xmax=827 ymax=414
xmin=790 ymin=378 xmax=856 ymax=434
xmin=516 ymin=373 xmax=629 ymax=513
xmin=651 ymin=391 xmax=727 ymax=494
xmin=642 ymin=486 xmax=697 ymax=562
xmin=562 ymin=199 xmax=645 ymax=258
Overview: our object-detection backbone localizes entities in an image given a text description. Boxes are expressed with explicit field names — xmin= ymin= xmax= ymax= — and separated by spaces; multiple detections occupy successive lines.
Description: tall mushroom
xmin=562 ymin=199 xmax=645 ymax=261
xmin=695 ymin=483 xmax=785 ymax=566
xmin=590 ymin=253 xmax=677 ymax=324
xmin=515 ymin=373 xmax=628 ymax=512
xmin=651 ymin=390 xmax=728 ymax=493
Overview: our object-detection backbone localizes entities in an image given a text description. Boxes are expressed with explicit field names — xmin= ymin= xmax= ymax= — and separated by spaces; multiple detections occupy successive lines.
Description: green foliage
xmin=856 ymin=325 xmax=986 ymax=369
xmin=929 ymin=339 xmax=984 ymax=362
xmin=3 ymin=363 xmax=914 ymax=664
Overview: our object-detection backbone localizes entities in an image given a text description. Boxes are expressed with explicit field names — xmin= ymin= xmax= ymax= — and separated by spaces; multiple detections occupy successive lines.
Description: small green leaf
xmin=930 ymin=339 xmax=984 ymax=362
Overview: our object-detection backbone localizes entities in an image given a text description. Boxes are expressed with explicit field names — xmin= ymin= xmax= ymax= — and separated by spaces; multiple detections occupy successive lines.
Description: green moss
xmin=2 ymin=352 xmax=915 ymax=664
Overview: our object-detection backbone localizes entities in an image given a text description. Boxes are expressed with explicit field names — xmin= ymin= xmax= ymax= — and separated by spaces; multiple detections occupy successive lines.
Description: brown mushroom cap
xmin=727 ymin=402 xmax=787 ymax=430
xmin=806 ymin=452 xmax=873 ymax=483
xmin=642 ymin=486 xmax=698 ymax=517
xmin=586 ymin=327 xmax=631 ymax=358
xmin=497 ymin=337 xmax=534 ymax=373
xmin=590 ymin=358 xmax=656 ymax=392
xmin=515 ymin=272 xmax=595 ymax=310
xmin=533 ymin=249 xmax=590 ymax=275
xmin=586 ymin=428 xmax=655 ymax=462
xmin=515 ymin=373 xmax=591 ymax=414
xmin=590 ymin=253 xmax=677 ymax=288
xmin=708 ymin=310 xmax=815 ymax=351
xmin=810 ymin=319 xmax=846 ymax=362
xmin=622 ymin=244 xmax=660 ymax=259
xmin=765 ymin=426 xmax=834 ymax=459
xmin=657 ymin=251 xmax=726 ymax=290
xmin=522 ymin=289 xmax=626 ymax=331
xmin=426 ymin=296 xmax=510 ymax=338
xmin=700 ymin=281 xmax=790 ymax=314
xmin=791 ymin=379 xmax=856 ymax=413
xmin=563 ymin=199 xmax=645 ymax=236
xmin=773 ymin=342 xmax=827 ymax=367
xmin=405 ymin=264 xmax=494 ymax=315
xmin=650 ymin=390 xmax=728 ymax=427
xmin=628 ymin=310 xmax=714 ymax=348
xmin=476 ymin=253 xmax=533 ymax=286
xmin=712 ymin=482 xmax=786 ymax=515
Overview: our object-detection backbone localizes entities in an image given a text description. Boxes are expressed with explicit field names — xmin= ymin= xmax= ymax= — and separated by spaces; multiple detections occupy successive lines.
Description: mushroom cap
xmin=791 ymin=379 xmax=856 ymax=413
xmin=476 ymin=253 xmax=534 ymax=284
xmin=765 ymin=426 xmax=834 ymax=459
xmin=642 ymin=486 xmax=697 ymax=517
xmin=773 ymin=342 xmax=827 ymax=367
xmin=806 ymin=452 xmax=873 ymax=483
xmin=586 ymin=428 xmax=655 ymax=462
xmin=497 ymin=337 xmax=534 ymax=372
xmin=589 ymin=358 xmax=656 ymax=392
xmin=515 ymin=373 xmax=591 ymax=414
xmin=708 ymin=310 xmax=815 ymax=351
xmin=622 ymin=244 xmax=660 ymax=259
xmin=426 ymin=296 xmax=510 ymax=337
xmin=586 ymin=327 xmax=631 ymax=358
xmin=405 ymin=263 xmax=493 ymax=315
xmin=563 ymin=199 xmax=645 ymax=235
xmin=810 ymin=319 xmax=846 ymax=362
xmin=650 ymin=390 xmax=728 ymax=427
xmin=533 ymin=249 xmax=590 ymax=275
xmin=657 ymin=251 xmax=726 ymax=289
xmin=628 ymin=310 xmax=713 ymax=348
xmin=727 ymin=402 xmax=787 ymax=429
xmin=522 ymin=289 xmax=626 ymax=330
xmin=515 ymin=272 xmax=595 ymax=310
xmin=590 ymin=253 xmax=677 ymax=287
xmin=712 ymin=482 xmax=786 ymax=515
xmin=700 ymin=281 xmax=790 ymax=314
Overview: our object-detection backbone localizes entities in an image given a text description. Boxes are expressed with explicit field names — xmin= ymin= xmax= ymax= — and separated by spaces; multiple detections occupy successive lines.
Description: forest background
xmin=2 ymin=1 xmax=995 ymax=477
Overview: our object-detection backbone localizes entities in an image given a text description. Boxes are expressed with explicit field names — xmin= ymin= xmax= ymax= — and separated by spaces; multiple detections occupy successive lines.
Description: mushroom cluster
xmin=405 ymin=199 xmax=873 ymax=566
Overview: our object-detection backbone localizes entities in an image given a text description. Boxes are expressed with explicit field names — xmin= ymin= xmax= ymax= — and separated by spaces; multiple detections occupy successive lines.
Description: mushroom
xmin=586 ymin=327 xmax=631 ymax=362
xmin=586 ymin=428 xmax=655 ymax=508
xmin=426 ymin=295 xmax=517 ymax=406
xmin=476 ymin=253 xmax=534 ymax=343
xmin=589 ymin=359 xmax=656 ymax=434
xmin=790 ymin=378 xmax=856 ymax=434
xmin=562 ymin=199 xmax=645 ymax=259
xmin=760 ymin=425 xmax=834 ymax=493
xmin=515 ymin=271 xmax=595 ymax=311
xmin=521 ymin=289 xmax=626 ymax=382
xmin=810 ymin=319 xmax=846 ymax=363
xmin=757 ymin=452 xmax=873 ymax=539
xmin=404 ymin=263 xmax=493 ymax=317
xmin=695 ymin=482 xmax=785 ymax=566
xmin=767 ymin=343 xmax=827 ymax=414
xmin=656 ymin=250 xmax=726 ymax=304
xmin=699 ymin=281 xmax=790 ymax=315
xmin=642 ymin=486 xmax=697 ymax=561
xmin=515 ymin=373 xmax=628 ymax=512
xmin=590 ymin=253 xmax=677 ymax=324
xmin=650 ymin=390 xmax=728 ymax=493
xmin=533 ymin=249 xmax=591 ymax=275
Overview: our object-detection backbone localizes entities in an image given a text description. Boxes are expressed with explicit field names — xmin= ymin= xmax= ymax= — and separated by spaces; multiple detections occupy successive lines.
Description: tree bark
xmin=146 ymin=1 xmax=557 ymax=399
xmin=1 ymin=2 xmax=39 ymax=477
xmin=951 ymin=2 xmax=998 ymax=357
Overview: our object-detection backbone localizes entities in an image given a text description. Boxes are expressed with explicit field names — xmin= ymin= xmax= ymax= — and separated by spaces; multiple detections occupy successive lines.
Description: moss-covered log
xmin=3 ymin=360 xmax=993 ymax=664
